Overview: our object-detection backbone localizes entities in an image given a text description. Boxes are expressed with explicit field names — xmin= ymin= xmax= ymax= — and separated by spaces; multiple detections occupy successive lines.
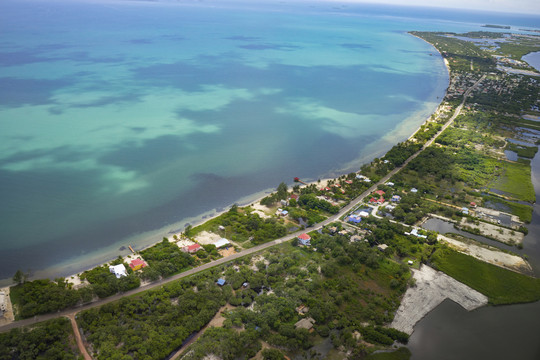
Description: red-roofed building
xmin=297 ymin=233 xmax=311 ymax=246
xmin=470 ymin=202 xmax=477 ymax=208
xmin=369 ymin=197 xmax=378 ymax=203
xmin=129 ymin=259 xmax=147 ymax=271
xmin=289 ymin=194 xmax=299 ymax=201
xmin=183 ymin=243 xmax=202 ymax=254
xmin=375 ymin=190 xmax=385 ymax=196
xmin=377 ymin=198 xmax=385 ymax=204
xmin=345 ymin=180 xmax=353 ymax=184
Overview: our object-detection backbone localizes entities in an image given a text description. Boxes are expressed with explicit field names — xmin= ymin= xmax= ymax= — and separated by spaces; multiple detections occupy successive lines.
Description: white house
xmin=213 ymin=238 xmax=231 ymax=249
xmin=109 ymin=264 xmax=127 ymax=279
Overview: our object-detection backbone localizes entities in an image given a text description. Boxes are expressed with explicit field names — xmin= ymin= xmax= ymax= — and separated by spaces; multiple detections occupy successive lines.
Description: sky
xmin=331 ymin=0 xmax=540 ymax=14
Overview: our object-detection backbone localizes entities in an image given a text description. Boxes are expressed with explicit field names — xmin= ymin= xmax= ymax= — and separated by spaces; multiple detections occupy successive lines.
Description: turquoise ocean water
xmin=0 ymin=0 xmax=538 ymax=282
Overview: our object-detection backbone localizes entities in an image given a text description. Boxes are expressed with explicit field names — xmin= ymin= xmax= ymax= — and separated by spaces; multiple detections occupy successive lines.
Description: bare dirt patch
xmin=459 ymin=218 xmax=524 ymax=245
xmin=391 ymin=265 xmax=487 ymax=335
xmin=195 ymin=231 xmax=223 ymax=245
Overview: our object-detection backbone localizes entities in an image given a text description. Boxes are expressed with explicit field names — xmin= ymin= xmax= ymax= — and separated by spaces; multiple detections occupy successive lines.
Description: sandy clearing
xmin=439 ymin=235 xmax=532 ymax=274
xmin=460 ymin=218 xmax=524 ymax=244
xmin=0 ymin=287 xmax=14 ymax=326
xmin=176 ymin=239 xmax=195 ymax=248
xmin=391 ymin=265 xmax=488 ymax=335
xmin=195 ymin=231 xmax=223 ymax=245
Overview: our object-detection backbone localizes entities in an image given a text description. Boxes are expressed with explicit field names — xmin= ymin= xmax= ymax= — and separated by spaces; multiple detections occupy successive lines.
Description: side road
xmin=0 ymin=75 xmax=484 ymax=336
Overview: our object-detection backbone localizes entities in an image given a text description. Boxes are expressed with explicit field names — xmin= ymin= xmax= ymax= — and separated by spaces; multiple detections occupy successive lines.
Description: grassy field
xmin=431 ymin=248 xmax=540 ymax=305
xmin=490 ymin=160 xmax=535 ymax=203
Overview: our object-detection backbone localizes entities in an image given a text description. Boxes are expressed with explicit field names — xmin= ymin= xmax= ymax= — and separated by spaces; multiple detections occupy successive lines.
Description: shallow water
xmin=0 ymin=0 xmax=537 ymax=282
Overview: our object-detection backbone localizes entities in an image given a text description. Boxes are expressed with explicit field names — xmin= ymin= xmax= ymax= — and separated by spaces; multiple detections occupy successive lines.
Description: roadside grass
xmin=431 ymin=247 xmax=540 ymax=305
xmin=490 ymin=161 xmax=535 ymax=203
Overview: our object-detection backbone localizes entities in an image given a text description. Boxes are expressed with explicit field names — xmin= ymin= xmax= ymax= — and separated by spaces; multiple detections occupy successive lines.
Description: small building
xmin=470 ymin=202 xmax=477 ymax=208
xmin=183 ymin=243 xmax=202 ymax=254
xmin=408 ymin=260 xmax=414 ymax=266
xmin=377 ymin=198 xmax=385 ymax=204
xmin=216 ymin=278 xmax=226 ymax=286
xmin=129 ymin=259 xmax=147 ymax=271
xmin=296 ymin=305 xmax=309 ymax=315
xmin=358 ymin=211 xmax=370 ymax=218
xmin=345 ymin=180 xmax=353 ymax=184
xmin=289 ymin=194 xmax=299 ymax=201
xmin=375 ymin=190 xmax=385 ymax=196
xmin=297 ymin=233 xmax=311 ymax=246
xmin=109 ymin=264 xmax=127 ymax=279
xmin=410 ymin=228 xmax=428 ymax=239
xmin=347 ymin=215 xmax=362 ymax=224
xmin=383 ymin=159 xmax=390 ymax=164
xmin=410 ymin=188 xmax=418 ymax=193
xmin=369 ymin=197 xmax=378 ymax=204
xmin=392 ymin=195 xmax=401 ymax=202
xmin=327 ymin=226 xmax=338 ymax=234
xmin=218 ymin=225 xmax=225 ymax=231
xmin=377 ymin=244 xmax=389 ymax=251
xmin=386 ymin=182 xmax=394 ymax=186
xmin=462 ymin=207 xmax=469 ymax=215
xmin=295 ymin=317 xmax=315 ymax=330
xmin=350 ymin=235 xmax=363 ymax=242
xmin=213 ymin=238 xmax=231 ymax=249
xmin=281 ymin=199 xmax=289 ymax=206
xmin=279 ymin=209 xmax=289 ymax=217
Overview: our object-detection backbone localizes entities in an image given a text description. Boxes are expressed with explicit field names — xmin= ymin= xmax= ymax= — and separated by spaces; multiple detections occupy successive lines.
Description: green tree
xmin=12 ymin=270 xmax=25 ymax=285
xmin=262 ymin=348 xmax=286 ymax=360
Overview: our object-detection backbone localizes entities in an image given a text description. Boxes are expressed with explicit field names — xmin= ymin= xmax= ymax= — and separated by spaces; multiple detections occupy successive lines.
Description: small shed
xmin=377 ymin=244 xmax=389 ymax=252
xmin=295 ymin=317 xmax=315 ymax=330
xmin=216 ymin=278 xmax=226 ymax=286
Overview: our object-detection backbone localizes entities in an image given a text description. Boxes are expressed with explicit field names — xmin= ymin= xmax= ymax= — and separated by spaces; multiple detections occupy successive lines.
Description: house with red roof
xmin=182 ymin=243 xmax=202 ymax=254
xmin=297 ymin=233 xmax=311 ymax=246
xmin=369 ymin=197 xmax=378 ymax=204
xmin=375 ymin=190 xmax=385 ymax=196
xmin=129 ymin=258 xmax=147 ymax=271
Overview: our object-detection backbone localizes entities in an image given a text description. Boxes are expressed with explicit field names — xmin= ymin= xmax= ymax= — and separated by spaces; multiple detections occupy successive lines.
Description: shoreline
xmin=0 ymin=34 xmax=451 ymax=288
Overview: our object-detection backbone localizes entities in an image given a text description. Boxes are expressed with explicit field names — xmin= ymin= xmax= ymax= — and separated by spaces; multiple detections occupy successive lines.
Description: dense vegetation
xmin=79 ymin=275 xmax=227 ymax=360
xmin=431 ymin=248 xmax=540 ymax=305
xmin=9 ymin=278 xmax=91 ymax=319
xmin=0 ymin=318 xmax=79 ymax=360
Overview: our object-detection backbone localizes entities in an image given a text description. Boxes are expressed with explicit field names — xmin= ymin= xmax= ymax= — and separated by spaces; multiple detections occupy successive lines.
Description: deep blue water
xmin=0 ymin=0 xmax=537 ymax=281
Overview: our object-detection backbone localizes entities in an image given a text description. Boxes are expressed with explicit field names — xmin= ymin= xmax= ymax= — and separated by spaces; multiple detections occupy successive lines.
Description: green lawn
xmin=491 ymin=161 xmax=535 ymax=203
xmin=431 ymin=248 xmax=540 ymax=305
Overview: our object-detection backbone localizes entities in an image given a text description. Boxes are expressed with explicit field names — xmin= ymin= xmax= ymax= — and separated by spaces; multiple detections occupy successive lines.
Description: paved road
xmin=0 ymin=75 xmax=484 ymax=336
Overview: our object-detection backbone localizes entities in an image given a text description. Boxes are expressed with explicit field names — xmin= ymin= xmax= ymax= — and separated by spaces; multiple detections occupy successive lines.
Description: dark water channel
xmin=409 ymin=148 xmax=540 ymax=359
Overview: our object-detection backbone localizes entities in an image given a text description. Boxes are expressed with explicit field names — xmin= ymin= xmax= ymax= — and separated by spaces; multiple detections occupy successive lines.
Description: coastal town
xmin=1 ymin=26 xmax=540 ymax=360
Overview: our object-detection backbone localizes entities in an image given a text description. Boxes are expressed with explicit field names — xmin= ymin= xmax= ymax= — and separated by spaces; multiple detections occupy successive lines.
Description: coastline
xmin=0 ymin=34 xmax=450 ymax=288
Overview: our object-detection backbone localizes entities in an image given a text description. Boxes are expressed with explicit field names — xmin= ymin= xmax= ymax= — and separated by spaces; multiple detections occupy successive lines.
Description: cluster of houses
xmin=109 ymin=258 xmax=148 ymax=279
